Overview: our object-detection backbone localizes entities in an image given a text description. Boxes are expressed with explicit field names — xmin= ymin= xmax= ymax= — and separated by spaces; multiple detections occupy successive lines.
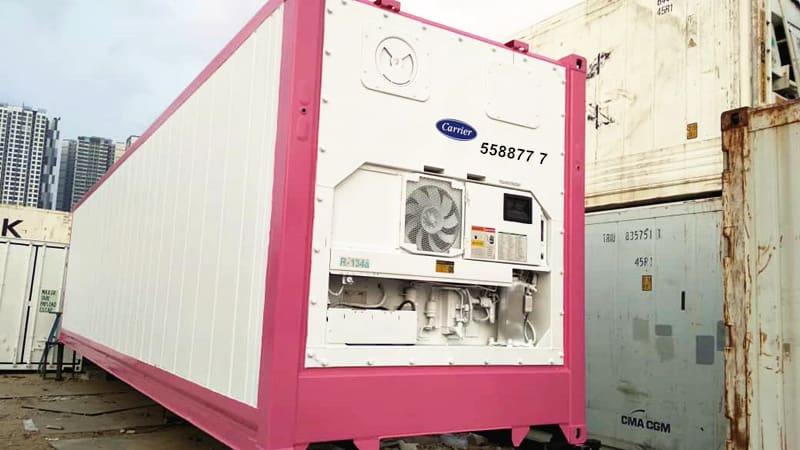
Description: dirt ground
xmin=0 ymin=366 xmax=225 ymax=449
xmin=0 ymin=364 xmax=603 ymax=450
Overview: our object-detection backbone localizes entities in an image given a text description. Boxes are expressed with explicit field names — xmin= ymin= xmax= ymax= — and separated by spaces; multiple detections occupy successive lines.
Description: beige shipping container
xmin=513 ymin=0 xmax=800 ymax=208
xmin=0 ymin=205 xmax=71 ymax=244
xmin=722 ymin=101 xmax=800 ymax=450
xmin=0 ymin=206 xmax=79 ymax=371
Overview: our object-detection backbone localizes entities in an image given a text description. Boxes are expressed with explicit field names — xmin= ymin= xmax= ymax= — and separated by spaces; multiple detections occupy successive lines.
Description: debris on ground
xmin=440 ymin=433 xmax=469 ymax=449
xmin=1 ymin=371 xmax=222 ymax=450
xmin=23 ymin=391 xmax=156 ymax=416
xmin=23 ymin=417 xmax=39 ymax=432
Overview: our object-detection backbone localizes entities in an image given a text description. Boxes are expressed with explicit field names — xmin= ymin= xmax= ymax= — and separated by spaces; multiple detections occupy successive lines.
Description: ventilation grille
xmin=404 ymin=178 xmax=462 ymax=254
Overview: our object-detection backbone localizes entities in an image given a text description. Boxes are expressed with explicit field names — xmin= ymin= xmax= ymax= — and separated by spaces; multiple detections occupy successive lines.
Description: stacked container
xmin=512 ymin=1 xmax=800 ymax=449
xmin=722 ymin=101 xmax=800 ymax=450
xmin=0 ymin=205 xmax=81 ymax=372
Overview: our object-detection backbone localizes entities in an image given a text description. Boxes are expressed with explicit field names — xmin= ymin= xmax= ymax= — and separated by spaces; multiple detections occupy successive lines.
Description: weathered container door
xmin=0 ymin=242 xmax=36 ymax=364
xmin=0 ymin=242 xmax=75 ymax=369
xmin=585 ymin=198 xmax=725 ymax=450
xmin=723 ymin=103 xmax=800 ymax=450
xmin=27 ymin=245 xmax=72 ymax=368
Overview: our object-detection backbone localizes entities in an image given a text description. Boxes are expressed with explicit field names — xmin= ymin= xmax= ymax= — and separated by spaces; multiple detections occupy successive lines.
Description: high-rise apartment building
xmin=0 ymin=104 xmax=60 ymax=208
xmin=55 ymin=136 xmax=114 ymax=211
xmin=55 ymin=140 xmax=76 ymax=212
xmin=38 ymin=117 xmax=60 ymax=209
xmin=114 ymin=142 xmax=126 ymax=163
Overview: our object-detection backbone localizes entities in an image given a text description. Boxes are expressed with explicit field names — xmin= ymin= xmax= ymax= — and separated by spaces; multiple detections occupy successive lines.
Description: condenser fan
xmin=405 ymin=184 xmax=461 ymax=253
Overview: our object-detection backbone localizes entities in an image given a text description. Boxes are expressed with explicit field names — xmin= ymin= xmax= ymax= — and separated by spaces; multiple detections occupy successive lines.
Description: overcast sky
xmin=0 ymin=0 xmax=582 ymax=142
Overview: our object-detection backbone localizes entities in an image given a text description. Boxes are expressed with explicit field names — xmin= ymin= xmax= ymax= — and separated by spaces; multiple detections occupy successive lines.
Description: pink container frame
xmin=60 ymin=1 xmax=587 ymax=449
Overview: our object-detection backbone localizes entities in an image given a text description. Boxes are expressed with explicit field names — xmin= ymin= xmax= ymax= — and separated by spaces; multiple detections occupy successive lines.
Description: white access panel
xmin=62 ymin=5 xmax=284 ymax=406
xmin=327 ymin=309 xmax=417 ymax=345
xmin=305 ymin=0 xmax=567 ymax=368
xmin=464 ymin=183 xmax=545 ymax=266
xmin=585 ymin=199 xmax=724 ymax=450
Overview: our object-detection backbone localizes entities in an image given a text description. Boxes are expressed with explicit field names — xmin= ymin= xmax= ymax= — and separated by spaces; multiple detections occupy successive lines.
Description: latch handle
xmin=374 ymin=0 xmax=401 ymax=12
xmin=504 ymin=40 xmax=530 ymax=53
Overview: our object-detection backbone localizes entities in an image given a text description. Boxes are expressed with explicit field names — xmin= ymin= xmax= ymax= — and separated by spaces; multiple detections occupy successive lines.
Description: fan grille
xmin=404 ymin=178 xmax=462 ymax=253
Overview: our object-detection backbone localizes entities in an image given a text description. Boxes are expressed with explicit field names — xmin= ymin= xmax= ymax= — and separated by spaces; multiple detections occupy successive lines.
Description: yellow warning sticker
xmin=642 ymin=275 xmax=653 ymax=291
xmin=436 ymin=260 xmax=454 ymax=274
xmin=687 ymin=122 xmax=698 ymax=139
xmin=470 ymin=226 xmax=496 ymax=259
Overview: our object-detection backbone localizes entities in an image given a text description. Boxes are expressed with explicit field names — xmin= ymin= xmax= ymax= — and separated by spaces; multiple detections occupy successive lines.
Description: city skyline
xmin=0 ymin=104 xmax=60 ymax=208
xmin=0 ymin=100 xmax=137 ymax=211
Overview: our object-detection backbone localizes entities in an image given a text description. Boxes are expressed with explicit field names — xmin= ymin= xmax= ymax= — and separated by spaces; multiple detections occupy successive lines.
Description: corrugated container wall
xmin=722 ymin=101 xmax=800 ymax=450
xmin=513 ymin=0 xmax=800 ymax=208
xmin=585 ymin=198 xmax=724 ymax=450
xmin=0 ymin=205 xmax=81 ymax=371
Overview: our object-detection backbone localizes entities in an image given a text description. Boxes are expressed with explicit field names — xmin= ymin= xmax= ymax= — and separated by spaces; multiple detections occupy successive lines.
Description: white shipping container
xmin=585 ymin=198 xmax=724 ymax=450
xmin=0 ymin=206 xmax=81 ymax=371
xmin=513 ymin=0 xmax=800 ymax=208
xmin=722 ymin=101 xmax=800 ymax=450
xmin=59 ymin=1 xmax=587 ymax=448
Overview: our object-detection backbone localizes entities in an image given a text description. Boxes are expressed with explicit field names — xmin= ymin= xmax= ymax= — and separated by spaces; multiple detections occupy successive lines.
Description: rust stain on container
xmin=722 ymin=100 xmax=800 ymax=450
xmin=721 ymin=106 xmax=752 ymax=450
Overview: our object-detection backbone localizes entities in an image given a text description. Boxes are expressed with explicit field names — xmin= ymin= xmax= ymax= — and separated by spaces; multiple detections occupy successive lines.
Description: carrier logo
xmin=436 ymin=119 xmax=477 ymax=141
xmin=621 ymin=409 xmax=671 ymax=434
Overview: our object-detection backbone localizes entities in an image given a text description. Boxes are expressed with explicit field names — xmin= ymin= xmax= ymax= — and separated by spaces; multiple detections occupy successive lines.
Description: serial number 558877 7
xmin=479 ymin=142 xmax=548 ymax=164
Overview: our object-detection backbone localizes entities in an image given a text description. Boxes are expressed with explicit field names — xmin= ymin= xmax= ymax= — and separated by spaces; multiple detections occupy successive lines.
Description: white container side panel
xmin=62 ymin=5 xmax=284 ymax=406
xmin=0 ymin=205 xmax=71 ymax=244
xmin=724 ymin=105 xmax=800 ymax=450
xmin=585 ymin=198 xmax=724 ymax=450
xmin=513 ymin=0 xmax=759 ymax=208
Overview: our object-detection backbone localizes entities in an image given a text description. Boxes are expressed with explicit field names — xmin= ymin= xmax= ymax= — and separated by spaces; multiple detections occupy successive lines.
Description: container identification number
xmin=480 ymin=142 xmax=548 ymax=164
xmin=656 ymin=0 xmax=673 ymax=15
xmin=625 ymin=228 xmax=661 ymax=241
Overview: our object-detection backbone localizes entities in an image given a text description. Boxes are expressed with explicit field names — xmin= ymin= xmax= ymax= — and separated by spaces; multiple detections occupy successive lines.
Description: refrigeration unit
xmin=60 ymin=1 xmax=586 ymax=449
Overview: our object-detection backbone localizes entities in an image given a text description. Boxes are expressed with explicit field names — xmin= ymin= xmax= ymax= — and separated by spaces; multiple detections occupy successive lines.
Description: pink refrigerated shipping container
xmin=59 ymin=1 xmax=587 ymax=449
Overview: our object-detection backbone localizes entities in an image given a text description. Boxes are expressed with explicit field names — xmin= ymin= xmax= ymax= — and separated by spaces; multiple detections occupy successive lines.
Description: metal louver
xmin=404 ymin=179 xmax=462 ymax=254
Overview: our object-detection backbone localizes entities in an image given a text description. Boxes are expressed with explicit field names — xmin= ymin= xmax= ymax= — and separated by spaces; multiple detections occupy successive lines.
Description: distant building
xmin=125 ymin=135 xmax=139 ymax=150
xmin=114 ymin=142 xmax=126 ymax=163
xmin=55 ymin=140 xmax=76 ymax=212
xmin=0 ymin=104 xmax=60 ymax=208
xmin=55 ymin=136 xmax=114 ymax=211
xmin=38 ymin=117 xmax=60 ymax=209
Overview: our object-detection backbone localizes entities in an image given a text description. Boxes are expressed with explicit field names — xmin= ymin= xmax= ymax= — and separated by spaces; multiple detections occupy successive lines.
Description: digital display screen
xmin=503 ymin=194 xmax=533 ymax=224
